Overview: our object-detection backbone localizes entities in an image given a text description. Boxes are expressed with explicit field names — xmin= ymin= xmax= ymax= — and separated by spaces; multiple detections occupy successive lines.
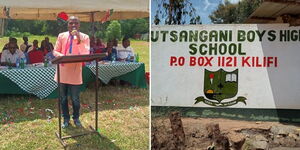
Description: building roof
xmin=245 ymin=0 xmax=300 ymax=24
xmin=0 ymin=0 xmax=149 ymax=22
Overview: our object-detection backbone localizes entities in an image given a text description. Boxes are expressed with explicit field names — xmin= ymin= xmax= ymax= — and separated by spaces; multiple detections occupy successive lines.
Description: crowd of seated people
xmin=89 ymin=36 xmax=135 ymax=62
xmin=90 ymin=37 xmax=106 ymax=54
xmin=0 ymin=35 xmax=136 ymax=67
xmin=0 ymin=36 xmax=55 ymax=66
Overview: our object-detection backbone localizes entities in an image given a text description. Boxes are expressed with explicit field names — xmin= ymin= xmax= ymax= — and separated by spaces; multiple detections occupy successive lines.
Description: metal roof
xmin=0 ymin=0 xmax=149 ymax=22
xmin=245 ymin=0 xmax=300 ymax=24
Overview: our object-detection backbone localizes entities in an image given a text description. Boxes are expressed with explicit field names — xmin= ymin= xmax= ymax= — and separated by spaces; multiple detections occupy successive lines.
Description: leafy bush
xmin=106 ymin=21 xmax=121 ymax=41
xmin=120 ymin=18 xmax=149 ymax=38
xmin=5 ymin=28 xmax=32 ymax=37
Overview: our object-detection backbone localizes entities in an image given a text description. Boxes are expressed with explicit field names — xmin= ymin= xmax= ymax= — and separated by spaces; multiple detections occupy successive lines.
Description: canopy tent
xmin=245 ymin=0 xmax=300 ymax=25
xmin=0 ymin=0 xmax=149 ymax=22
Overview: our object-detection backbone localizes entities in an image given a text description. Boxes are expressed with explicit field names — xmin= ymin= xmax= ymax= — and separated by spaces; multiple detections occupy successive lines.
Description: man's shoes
xmin=73 ymin=119 xmax=82 ymax=127
xmin=62 ymin=120 xmax=69 ymax=129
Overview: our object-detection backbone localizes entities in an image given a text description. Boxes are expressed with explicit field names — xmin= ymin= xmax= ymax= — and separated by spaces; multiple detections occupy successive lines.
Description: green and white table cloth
xmin=0 ymin=62 xmax=146 ymax=99
xmin=0 ymin=66 xmax=57 ymax=99
xmin=87 ymin=62 xmax=143 ymax=84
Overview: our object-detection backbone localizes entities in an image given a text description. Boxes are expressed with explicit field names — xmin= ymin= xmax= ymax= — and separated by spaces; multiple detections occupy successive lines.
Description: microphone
xmin=71 ymin=27 xmax=77 ymax=39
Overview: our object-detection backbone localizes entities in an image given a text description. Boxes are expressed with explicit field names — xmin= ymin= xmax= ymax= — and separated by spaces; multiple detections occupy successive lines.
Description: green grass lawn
xmin=0 ymin=36 xmax=149 ymax=72
xmin=0 ymin=86 xmax=149 ymax=150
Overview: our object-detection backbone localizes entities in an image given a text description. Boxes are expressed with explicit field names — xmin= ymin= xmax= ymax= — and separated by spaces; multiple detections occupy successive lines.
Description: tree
xmin=209 ymin=0 xmax=261 ymax=24
xmin=106 ymin=21 xmax=121 ymax=41
xmin=120 ymin=18 xmax=149 ymax=38
xmin=153 ymin=0 xmax=201 ymax=25
xmin=4 ymin=19 xmax=101 ymax=37
xmin=3 ymin=18 xmax=148 ymax=41
xmin=6 ymin=20 xmax=61 ymax=36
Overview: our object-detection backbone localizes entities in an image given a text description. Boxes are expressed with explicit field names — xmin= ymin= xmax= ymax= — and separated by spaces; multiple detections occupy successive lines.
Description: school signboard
xmin=151 ymin=24 xmax=300 ymax=109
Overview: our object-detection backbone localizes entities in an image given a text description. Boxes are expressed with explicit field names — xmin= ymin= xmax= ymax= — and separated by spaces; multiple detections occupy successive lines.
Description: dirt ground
xmin=152 ymin=117 xmax=300 ymax=150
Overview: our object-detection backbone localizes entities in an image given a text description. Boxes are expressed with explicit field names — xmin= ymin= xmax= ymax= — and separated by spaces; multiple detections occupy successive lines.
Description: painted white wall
xmin=151 ymin=24 xmax=300 ymax=109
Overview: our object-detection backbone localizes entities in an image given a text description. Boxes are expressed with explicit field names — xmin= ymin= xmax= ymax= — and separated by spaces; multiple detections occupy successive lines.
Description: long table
xmin=0 ymin=62 xmax=147 ymax=99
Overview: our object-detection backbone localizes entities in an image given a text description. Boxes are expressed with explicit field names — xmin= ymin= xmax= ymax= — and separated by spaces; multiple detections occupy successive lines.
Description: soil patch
xmin=152 ymin=117 xmax=300 ymax=150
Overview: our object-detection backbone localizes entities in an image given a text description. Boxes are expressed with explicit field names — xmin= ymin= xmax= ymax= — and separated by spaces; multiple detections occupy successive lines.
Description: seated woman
xmin=93 ymin=38 xmax=106 ymax=53
xmin=101 ymin=40 xmax=117 ymax=61
xmin=44 ymin=37 xmax=54 ymax=52
xmin=40 ymin=40 xmax=55 ymax=61
xmin=40 ymin=40 xmax=51 ymax=55
xmin=28 ymin=40 xmax=39 ymax=52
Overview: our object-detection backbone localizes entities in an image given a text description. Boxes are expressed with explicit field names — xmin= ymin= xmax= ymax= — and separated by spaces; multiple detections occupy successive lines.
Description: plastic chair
xmin=28 ymin=50 xmax=44 ymax=64
xmin=145 ymin=72 xmax=150 ymax=85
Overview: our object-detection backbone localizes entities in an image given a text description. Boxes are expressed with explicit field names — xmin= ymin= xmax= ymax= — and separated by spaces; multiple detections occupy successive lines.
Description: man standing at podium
xmin=53 ymin=16 xmax=90 ymax=128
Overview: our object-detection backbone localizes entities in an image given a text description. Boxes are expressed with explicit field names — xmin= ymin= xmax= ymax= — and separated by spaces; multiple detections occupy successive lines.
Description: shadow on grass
xmin=0 ymin=85 xmax=148 ymax=124
xmin=60 ymin=125 xmax=121 ymax=150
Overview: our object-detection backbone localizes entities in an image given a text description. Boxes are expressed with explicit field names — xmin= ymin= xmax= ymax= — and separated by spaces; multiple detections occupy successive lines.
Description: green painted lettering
xmin=160 ymin=31 xmax=168 ymax=42
xmin=199 ymin=44 xmax=207 ymax=55
xmin=179 ymin=31 xmax=188 ymax=42
xmin=268 ymin=30 xmax=276 ymax=41
xmin=189 ymin=30 xmax=198 ymax=42
xmin=151 ymin=31 xmax=159 ymax=42
xmin=170 ymin=31 xmax=178 ymax=42
xmin=247 ymin=31 xmax=255 ymax=42
xmin=291 ymin=30 xmax=298 ymax=41
xmin=256 ymin=30 xmax=266 ymax=41
xmin=237 ymin=43 xmax=246 ymax=55
xmin=280 ymin=30 xmax=290 ymax=42
xmin=228 ymin=43 xmax=237 ymax=55
xmin=219 ymin=43 xmax=227 ymax=55
xmin=237 ymin=30 xmax=246 ymax=42
xmin=209 ymin=43 xmax=217 ymax=55
xmin=199 ymin=30 xmax=208 ymax=42
xmin=209 ymin=30 xmax=218 ymax=42
xmin=189 ymin=43 xmax=197 ymax=55
xmin=219 ymin=30 xmax=231 ymax=42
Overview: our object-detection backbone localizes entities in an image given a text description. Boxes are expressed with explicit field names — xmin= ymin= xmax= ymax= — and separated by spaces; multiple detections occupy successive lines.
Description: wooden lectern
xmin=52 ymin=54 xmax=105 ymax=148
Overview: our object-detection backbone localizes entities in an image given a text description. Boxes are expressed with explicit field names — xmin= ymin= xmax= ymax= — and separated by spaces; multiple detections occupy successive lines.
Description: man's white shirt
xmin=1 ymin=49 xmax=25 ymax=63
xmin=117 ymin=46 xmax=134 ymax=60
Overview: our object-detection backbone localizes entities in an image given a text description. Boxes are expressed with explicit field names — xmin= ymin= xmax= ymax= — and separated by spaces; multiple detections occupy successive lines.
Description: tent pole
xmin=91 ymin=12 xmax=95 ymax=37
xmin=0 ymin=19 xmax=5 ymax=36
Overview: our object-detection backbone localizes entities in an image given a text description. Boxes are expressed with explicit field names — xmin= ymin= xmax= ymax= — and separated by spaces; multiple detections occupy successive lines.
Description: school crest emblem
xmin=195 ymin=69 xmax=247 ymax=107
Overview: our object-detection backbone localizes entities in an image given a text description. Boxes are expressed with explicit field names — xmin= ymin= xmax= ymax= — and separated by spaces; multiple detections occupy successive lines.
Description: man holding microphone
xmin=53 ymin=16 xmax=90 ymax=128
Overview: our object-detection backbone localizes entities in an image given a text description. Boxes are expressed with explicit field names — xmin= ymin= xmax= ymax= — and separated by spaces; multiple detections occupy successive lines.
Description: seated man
xmin=2 ymin=37 xmax=19 ymax=51
xmin=20 ymin=36 xmax=32 ymax=53
xmin=117 ymin=37 xmax=134 ymax=61
xmin=1 ymin=42 xmax=25 ymax=66
xmin=102 ymin=40 xmax=117 ymax=61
